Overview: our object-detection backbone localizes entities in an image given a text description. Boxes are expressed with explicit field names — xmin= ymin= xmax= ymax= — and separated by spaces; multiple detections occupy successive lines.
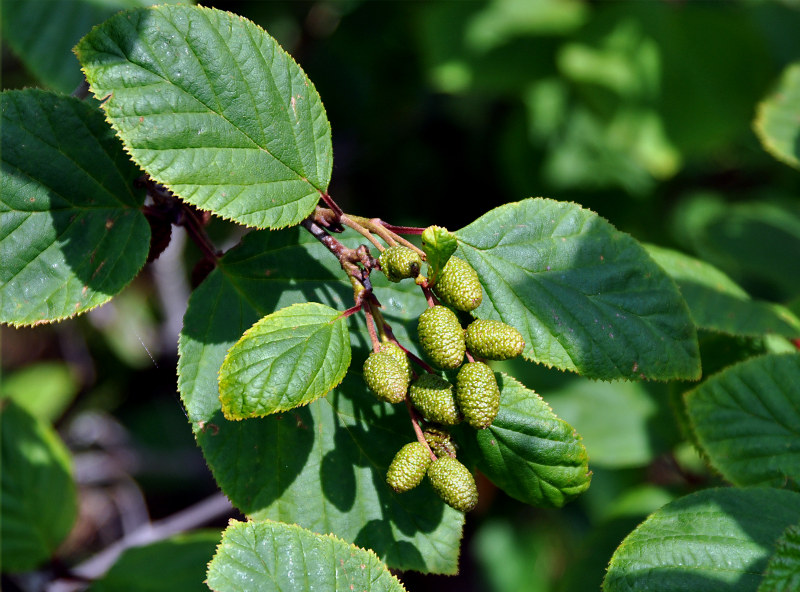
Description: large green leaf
xmin=455 ymin=198 xmax=700 ymax=381
xmin=89 ymin=530 xmax=219 ymax=592
xmin=604 ymin=488 xmax=800 ymax=592
xmin=647 ymin=244 xmax=800 ymax=339
xmin=755 ymin=61 xmax=800 ymax=170
xmin=759 ymin=523 xmax=800 ymax=592
xmin=219 ymin=302 xmax=351 ymax=419
xmin=1 ymin=89 xmax=149 ymax=325
xmin=685 ymin=353 xmax=800 ymax=489
xmin=75 ymin=4 xmax=332 ymax=230
xmin=457 ymin=372 xmax=590 ymax=508
xmin=206 ymin=520 xmax=406 ymax=592
xmin=177 ymin=227 xmax=463 ymax=575
xmin=1 ymin=399 xmax=77 ymax=572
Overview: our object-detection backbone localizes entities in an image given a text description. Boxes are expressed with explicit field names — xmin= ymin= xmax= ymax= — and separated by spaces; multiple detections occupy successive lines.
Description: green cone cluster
xmin=456 ymin=362 xmax=501 ymax=429
xmin=465 ymin=319 xmax=525 ymax=360
xmin=367 ymin=230 xmax=526 ymax=513
xmin=417 ymin=305 xmax=465 ymax=370
xmin=409 ymin=374 xmax=461 ymax=425
xmin=427 ymin=456 xmax=478 ymax=512
xmin=379 ymin=341 xmax=413 ymax=381
xmin=386 ymin=442 xmax=431 ymax=493
xmin=363 ymin=349 xmax=410 ymax=404
xmin=379 ymin=245 xmax=422 ymax=282
xmin=432 ymin=256 xmax=483 ymax=312
xmin=423 ymin=427 xmax=457 ymax=459
xmin=385 ymin=438 xmax=477 ymax=512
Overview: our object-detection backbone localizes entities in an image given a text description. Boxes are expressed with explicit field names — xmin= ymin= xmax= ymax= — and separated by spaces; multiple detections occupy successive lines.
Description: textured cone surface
xmin=363 ymin=351 xmax=410 ymax=404
xmin=465 ymin=319 xmax=525 ymax=360
xmin=386 ymin=442 xmax=431 ymax=493
xmin=409 ymin=374 xmax=461 ymax=425
xmin=417 ymin=306 xmax=466 ymax=370
xmin=432 ymin=256 xmax=483 ymax=312
xmin=427 ymin=456 xmax=478 ymax=512
xmin=423 ymin=428 xmax=457 ymax=459
xmin=379 ymin=341 xmax=413 ymax=381
xmin=456 ymin=362 xmax=501 ymax=428
xmin=379 ymin=246 xmax=422 ymax=282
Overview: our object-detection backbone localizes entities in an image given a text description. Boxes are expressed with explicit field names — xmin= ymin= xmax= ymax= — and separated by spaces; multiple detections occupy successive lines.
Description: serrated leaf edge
xmin=217 ymin=301 xmax=351 ymax=420
xmin=206 ymin=518 xmax=408 ymax=592
xmin=73 ymin=4 xmax=332 ymax=231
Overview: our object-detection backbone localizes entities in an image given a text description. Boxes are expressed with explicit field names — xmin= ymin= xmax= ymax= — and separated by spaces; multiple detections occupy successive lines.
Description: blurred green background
xmin=3 ymin=0 xmax=800 ymax=590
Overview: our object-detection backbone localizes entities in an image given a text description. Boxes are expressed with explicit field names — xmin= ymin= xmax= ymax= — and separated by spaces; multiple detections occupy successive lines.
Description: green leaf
xmin=75 ymin=4 xmax=332 ymax=230
xmin=545 ymin=378 xmax=663 ymax=469
xmin=670 ymin=194 xmax=800 ymax=301
xmin=218 ymin=302 xmax=351 ymax=419
xmin=206 ymin=520 xmax=407 ymax=592
xmin=455 ymin=198 xmax=700 ymax=381
xmin=0 ymin=361 xmax=80 ymax=423
xmin=647 ymin=244 xmax=800 ymax=338
xmin=604 ymin=488 xmax=800 ymax=592
xmin=1 ymin=399 xmax=77 ymax=572
xmin=89 ymin=530 xmax=219 ymax=592
xmin=178 ymin=227 xmax=463 ymax=575
xmin=759 ymin=523 xmax=800 ymax=592
xmin=0 ymin=0 xmax=172 ymax=94
xmin=1 ymin=89 xmax=149 ymax=326
xmin=755 ymin=61 xmax=800 ymax=170
xmin=421 ymin=225 xmax=458 ymax=283
xmin=685 ymin=353 xmax=800 ymax=489
xmin=458 ymin=372 xmax=591 ymax=508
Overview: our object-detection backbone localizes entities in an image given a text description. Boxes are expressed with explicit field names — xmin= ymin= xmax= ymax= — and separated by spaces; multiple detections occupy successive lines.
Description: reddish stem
xmin=405 ymin=398 xmax=437 ymax=461
xmin=378 ymin=221 xmax=426 ymax=235
xmin=319 ymin=191 xmax=343 ymax=219
xmin=180 ymin=205 xmax=219 ymax=262
xmin=363 ymin=300 xmax=382 ymax=352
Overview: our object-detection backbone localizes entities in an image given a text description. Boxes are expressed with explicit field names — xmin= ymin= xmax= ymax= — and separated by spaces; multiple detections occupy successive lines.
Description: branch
xmin=47 ymin=493 xmax=234 ymax=591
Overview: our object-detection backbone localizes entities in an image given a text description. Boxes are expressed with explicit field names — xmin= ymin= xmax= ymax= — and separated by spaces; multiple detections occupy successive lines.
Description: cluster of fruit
xmin=363 ymin=245 xmax=525 ymax=512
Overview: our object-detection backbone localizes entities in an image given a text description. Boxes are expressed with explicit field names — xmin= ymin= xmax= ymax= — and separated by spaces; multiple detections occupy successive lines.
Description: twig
xmin=405 ymin=398 xmax=437 ymax=461
xmin=47 ymin=493 xmax=234 ymax=591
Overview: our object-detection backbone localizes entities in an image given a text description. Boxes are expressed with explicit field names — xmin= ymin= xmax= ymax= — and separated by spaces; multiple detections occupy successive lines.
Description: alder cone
xmin=379 ymin=245 xmax=422 ymax=282
xmin=409 ymin=374 xmax=461 ymax=425
xmin=432 ymin=256 xmax=482 ymax=312
xmin=379 ymin=341 xmax=413 ymax=381
xmin=427 ymin=456 xmax=478 ymax=512
xmin=423 ymin=427 xmax=457 ymax=459
xmin=362 ymin=351 xmax=410 ymax=404
xmin=455 ymin=362 xmax=501 ymax=429
xmin=417 ymin=305 xmax=465 ymax=370
xmin=386 ymin=442 xmax=431 ymax=493
xmin=465 ymin=319 xmax=525 ymax=360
